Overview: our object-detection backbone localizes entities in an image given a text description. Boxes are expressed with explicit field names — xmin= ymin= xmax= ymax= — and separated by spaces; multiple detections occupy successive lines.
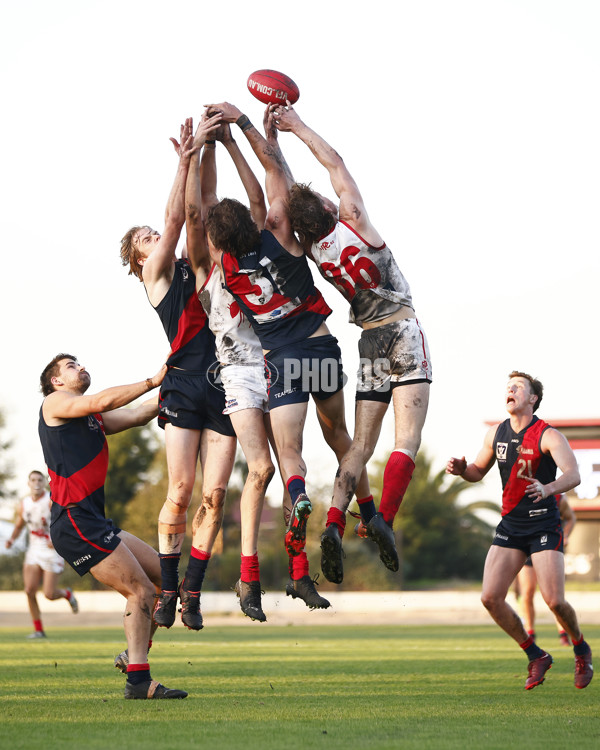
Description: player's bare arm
xmin=446 ymin=424 xmax=497 ymax=482
xmin=219 ymin=121 xmax=268 ymax=227
xmin=273 ymin=103 xmax=383 ymax=245
xmin=204 ymin=101 xmax=295 ymax=240
xmin=525 ymin=428 xmax=581 ymax=501
xmin=141 ymin=119 xmax=197 ymax=303
xmin=101 ymin=395 xmax=161 ymax=435
xmin=184 ymin=114 xmax=223 ymax=282
xmin=43 ymin=363 xmax=167 ymax=425
xmin=262 ymin=105 xmax=295 ymax=189
xmin=5 ymin=502 xmax=25 ymax=548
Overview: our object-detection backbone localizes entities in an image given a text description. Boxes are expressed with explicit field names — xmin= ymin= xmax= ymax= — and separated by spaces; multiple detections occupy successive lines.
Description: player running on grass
xmin=120 ymin=114 xmax=238 ymax=631
xmin=447 ymin=371 xmax=593 ymax=690
xmin=38 ymin=353 xmax=187 ymax=699
xmin=5 ymin=470 xmax=78 ymax=639
xmin=271 ymin=103 xmax=431 ymax=583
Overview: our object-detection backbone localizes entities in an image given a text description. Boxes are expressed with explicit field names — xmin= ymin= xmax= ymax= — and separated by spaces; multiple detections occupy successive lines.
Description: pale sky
xmin=1 ymin=0 xmax=599 ymax=510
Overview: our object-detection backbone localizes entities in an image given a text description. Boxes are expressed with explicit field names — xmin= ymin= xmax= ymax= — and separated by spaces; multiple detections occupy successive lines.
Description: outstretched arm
xmin=219 ymin=122 xmax=267 ymax=228
xmin=142 ymin=118 xmax=195 ymax=288
xmin=273 ymin=103 xmax=383 ymax=244
xmin=185 ymin=113 xmax=222 ymax=278
xmin=204 ymin=102 xmax=292 ymax=231
xmin=101 ymin=395 xmax=161 ymax=435
xmin=42 ymin=365 xmax=167 ymax=424
xmin=446 ymin=425 xmax=497 ymax=483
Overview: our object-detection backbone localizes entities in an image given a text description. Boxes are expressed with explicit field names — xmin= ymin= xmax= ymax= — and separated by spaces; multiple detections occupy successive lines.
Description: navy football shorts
xmin=50 ymin=499 xmax=122 ymax=576
xmin=491 ymin=518 xmax=564 ymax=556
xmin=158 ymin=368 xmax=235 ymax=436
xmin=265 ymin=334 xmax=345 ymax=409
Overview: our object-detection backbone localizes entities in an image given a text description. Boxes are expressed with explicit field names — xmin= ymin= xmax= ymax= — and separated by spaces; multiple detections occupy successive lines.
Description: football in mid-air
xmin=247 ymin=69 xmax=299 ymax=106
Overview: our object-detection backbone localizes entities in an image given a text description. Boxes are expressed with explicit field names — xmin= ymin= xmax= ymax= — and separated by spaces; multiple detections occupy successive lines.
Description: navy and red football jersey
xmin=39 ymin=408 xmax=108 ymax=510
xmin=493 ymin=416 xmax=560 ymax=528
xmin=154 ymin=258 xmax=216 ymax=372
xmin=221 ymin=230 xmax=331 ymax=350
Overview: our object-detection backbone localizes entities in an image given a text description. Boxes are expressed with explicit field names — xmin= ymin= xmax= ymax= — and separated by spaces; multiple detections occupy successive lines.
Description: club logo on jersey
xmin=517 ymin=445 xmax=534 ymax=455
xmin=496 ymin=443 xmax=508 ymax=461
xmin=87 ymin=416 xmax=99 ymax=431
xmin=540 ymin=534 xmax=548 ymax=546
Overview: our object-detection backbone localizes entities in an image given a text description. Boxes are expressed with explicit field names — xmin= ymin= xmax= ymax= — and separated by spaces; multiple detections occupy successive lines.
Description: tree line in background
xmin=0 ymin=408 xmax=500 ymax=591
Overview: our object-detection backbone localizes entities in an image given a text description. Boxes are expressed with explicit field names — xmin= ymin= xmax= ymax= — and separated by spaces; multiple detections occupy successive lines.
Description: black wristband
xmin=236 ymin=114 xmax=253 ymax=132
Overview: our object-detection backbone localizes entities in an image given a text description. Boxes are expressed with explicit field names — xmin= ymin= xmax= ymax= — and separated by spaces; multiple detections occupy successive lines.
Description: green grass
xmin=1 ymin=625 xmax=598 ymax=749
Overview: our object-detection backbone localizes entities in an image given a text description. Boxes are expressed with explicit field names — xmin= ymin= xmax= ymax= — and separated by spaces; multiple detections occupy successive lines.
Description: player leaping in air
xmin=271 ymin=102 xmax=432 ymax=584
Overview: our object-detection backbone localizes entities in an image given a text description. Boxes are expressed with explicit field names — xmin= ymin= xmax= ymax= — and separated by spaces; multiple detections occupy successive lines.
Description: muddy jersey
xmin=39 ymin=407 xmax=109 ymax=517
xmin=221 ymin=230 xmax=331 ymax=350
xmin=153 ymin=258 xmax=216 ymax=372
xmin=311 ymin=220 xmax=413 ymax=325
xmin=198 ymin=263 xmax=263 ymax=367
xmin=21 ymin=492 xmax=52 ymax=547
xmin=493 ymin=416 xmax=560 ymax=530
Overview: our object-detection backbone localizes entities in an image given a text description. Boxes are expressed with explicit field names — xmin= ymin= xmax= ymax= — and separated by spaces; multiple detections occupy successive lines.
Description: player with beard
xmin=38 ymin=353 xmax=187 ymax=699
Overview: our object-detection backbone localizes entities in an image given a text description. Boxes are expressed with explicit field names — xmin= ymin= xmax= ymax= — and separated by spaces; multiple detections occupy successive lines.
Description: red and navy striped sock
xmin=357 ymin=495 xmax=376 ymax=524
xmin=126 ymin=662 xmax=151 ymax=685
xmin=572 ymin=633 xmax=590 ymax=656
xmin=520 ymin=635 xmax=544 ymax=660
xmin=183 ymin=548 xmax=210 ymax=592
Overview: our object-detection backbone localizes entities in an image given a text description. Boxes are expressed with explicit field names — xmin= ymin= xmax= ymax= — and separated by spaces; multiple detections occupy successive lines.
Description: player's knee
xmin=202 ymin=487 xmax=227 ymax=513
xmin=247 ymin=461 xmax=275 ymax=492
xmin=546 ymin=596 xmax=566 ymax=615
xmin=481 ymin=590 xmax=500 ymax=612
xmin=167 ymin=479 xmax=195 ymax=505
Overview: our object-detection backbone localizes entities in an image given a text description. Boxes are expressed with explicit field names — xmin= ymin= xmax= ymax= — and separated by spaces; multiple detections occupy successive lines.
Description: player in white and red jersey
xmin=5 ymin=470 xmax=78 ymax=638
xmin=272 ymin=104 xmax=431 ymax=584
xmin=447 ymin=371 xmax=592 ymax=690
xmin=185 ymin=119 xmax=275 ymax=622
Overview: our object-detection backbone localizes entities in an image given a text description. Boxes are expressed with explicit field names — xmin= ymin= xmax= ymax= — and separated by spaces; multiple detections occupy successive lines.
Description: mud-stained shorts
xmin=25 ymin=542 xmax=65 ymax=574
xmin=50 ymin=501 xmax=122 ymax=577
xmin=356 ymin=317 xmax=432 ymax=403
xmin=220 ymin=363 xmax=269 ymax=415
xmin=158 ymin=368 xmax=235 ymax=436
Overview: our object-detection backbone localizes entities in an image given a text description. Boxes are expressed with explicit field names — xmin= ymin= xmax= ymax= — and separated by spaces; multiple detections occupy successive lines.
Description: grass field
xmin=1 ymin=624 xmax=598 ymax=750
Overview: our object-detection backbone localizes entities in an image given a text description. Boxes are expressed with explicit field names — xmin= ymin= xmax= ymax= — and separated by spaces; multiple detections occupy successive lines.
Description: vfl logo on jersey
xmin=540 ymin=534 xmax=548 ymax=546
xmin=496 ymin=443 xmax=508 ymax=461
xmin=87 ymin=416 xmax=99 ymax=431
xmin=182 ymin=266 xmax=189 ymax=281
